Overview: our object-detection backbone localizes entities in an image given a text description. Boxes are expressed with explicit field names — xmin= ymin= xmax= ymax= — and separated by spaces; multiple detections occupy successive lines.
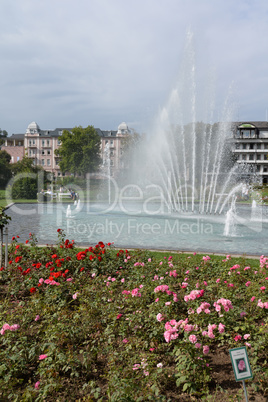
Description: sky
xmin=1 ymin=0 xmax=268 ymax=136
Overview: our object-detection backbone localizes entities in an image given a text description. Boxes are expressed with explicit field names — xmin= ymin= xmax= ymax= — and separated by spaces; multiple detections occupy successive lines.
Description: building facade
xmin=1 ymin=121 xmax=131 ymax=178
xmin=231 ymin=122 xmax=268 ymax=184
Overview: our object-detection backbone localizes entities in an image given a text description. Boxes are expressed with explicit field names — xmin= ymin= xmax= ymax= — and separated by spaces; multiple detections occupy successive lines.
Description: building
xmin=1 ymin=133 xmax=24 ymax=163
xmin=96 ymin=121 xmax=131 ymax=177
xmin=1 ymin=121 xmax=131 ymax=178
xmin=231 ymin=122 xmax=268 ymax=184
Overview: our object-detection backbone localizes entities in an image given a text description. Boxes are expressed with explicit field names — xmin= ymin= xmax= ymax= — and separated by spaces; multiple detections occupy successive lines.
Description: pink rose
xmin=189 ymin=335 xmax=197 ymax=344
xmin=39 ymin=354 xmax=47 ymax=360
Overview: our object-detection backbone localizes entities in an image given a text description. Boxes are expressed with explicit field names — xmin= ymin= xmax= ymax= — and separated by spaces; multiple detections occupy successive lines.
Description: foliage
xmin=7 ymin=156 xmax=46 ymax=199
xmin=55 ymin=126 xmax=101 ymax=177
xmin=0 ymin=232 xmax=267 ymax=401
xmin=0 ymin=150 xmax=11 ymax=164
xmin=0 ymin=207 xmax=11 ymax=229
xmin=0 ymin=150 xmax=12 ymax=189
xmin=0 ymin=129 xmax=8 ymax=146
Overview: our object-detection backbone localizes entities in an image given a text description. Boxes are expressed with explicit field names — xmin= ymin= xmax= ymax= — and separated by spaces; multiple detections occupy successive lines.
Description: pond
xmin=6 ymin=202 xmax=268 ymax=256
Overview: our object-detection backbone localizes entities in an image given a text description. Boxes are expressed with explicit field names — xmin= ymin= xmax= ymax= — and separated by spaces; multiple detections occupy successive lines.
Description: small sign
xmin=229 ymin=346 xmax=253 ymax=382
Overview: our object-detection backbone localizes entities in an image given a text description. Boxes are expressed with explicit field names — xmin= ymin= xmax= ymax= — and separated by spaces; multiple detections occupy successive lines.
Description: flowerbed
xmin=0 ymin=230 xmax=267 ymax=401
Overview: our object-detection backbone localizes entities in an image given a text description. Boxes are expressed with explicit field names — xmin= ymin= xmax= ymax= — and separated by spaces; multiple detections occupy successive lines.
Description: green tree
xmin=0 ymin=150 xmax=12 ymax=189
xmin=55 ymin=126 xmax=101 ymax=177
xmin=0 ymin=150 xmax=11 ymax=164
xmin=0 ymin=129 xmax=8 ymax=146
xmin=10 ymin=156 xmax=46 ymax=199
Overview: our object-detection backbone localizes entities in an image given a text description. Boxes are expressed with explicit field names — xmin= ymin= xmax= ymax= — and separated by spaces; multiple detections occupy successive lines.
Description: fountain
xmin=66 ymin=205 xmax=72 ymax=218
xmin=127 ymin=30 xmax=240 ymax=216
xmin=251 ymin=199 xmax=262 ymax=221
xmin=75 ymin=199 xmax=81 ymax=211
xmin=5 ymin=31 xmax=268 ymax=255
xmin=223 ymin=196 xmax=237 ymax=237
xmin=102 ymin=142 xmax=111 ymax=205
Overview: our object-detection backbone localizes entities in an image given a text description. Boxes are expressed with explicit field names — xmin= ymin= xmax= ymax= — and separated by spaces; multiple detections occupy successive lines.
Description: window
xmin=110 ymin=140 xmax=114 ymax=145
xmin=29 ymin=140 xmax=32 ymax=146
xmin=264 ymin=143 xmax=268 ymax=149
xmin=47 ymin=150 xmax=51 ymax=155
xmin=17 ymin=156 xmax=20 ymax=161
xmin=242 ymin=144 xmax=247 ymax=149
xmin=242 ymin=154 xmax=246 ymax=160
xmin=257 ymin=154 xmax=262 ymax=160
xmin=57 ymin=140 xmax=61 ymax=145
xmin=249 ymin=143 xmax=254 ymax=149
xmin=235 ymin=143 xmax=240 ymax=149
xmin=41 ymin=159 xmax=45 ymax=166
xmin=47 ymin=159 xmax=51 ymax=166
xmin=263 ymin=166 xmax=268 ymax=172
xmin=42 ymin=140 xmax=45 ymax=146
xmin=42 ymin=150 xmax=45 ymax=155
xmin=47 ymin=140 xmax=50 ymax=146
xmin=257 ymin=143 xmax=262 ymax=149
xmin=33 ymin=140 xmax=36 ymax=145
xmin=259 ymin=131 xmax=268 ymax=138
xmin=249 ymin=154 xmax=254 ymax=160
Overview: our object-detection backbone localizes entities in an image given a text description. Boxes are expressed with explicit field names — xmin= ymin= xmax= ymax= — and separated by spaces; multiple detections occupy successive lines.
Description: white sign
xmin=229 ymin=347 xmax=253 ymax=382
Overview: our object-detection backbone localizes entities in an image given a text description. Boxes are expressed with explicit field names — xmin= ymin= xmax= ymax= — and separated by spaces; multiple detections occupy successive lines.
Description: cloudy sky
xmin=1 ymin=0 xmax=268 ymax=136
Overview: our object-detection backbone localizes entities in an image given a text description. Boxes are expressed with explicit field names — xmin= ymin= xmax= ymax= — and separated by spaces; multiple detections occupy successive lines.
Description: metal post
xmin=4 ymin=228 xmax=8 ymax=269
xmin=242 ymin=380 xmax=249 ymax=402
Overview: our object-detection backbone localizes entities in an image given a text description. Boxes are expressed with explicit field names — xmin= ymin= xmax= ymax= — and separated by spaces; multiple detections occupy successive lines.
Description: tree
xmin=0 ymin=150 xmax=12 ymax=189
xmin=0 ymin=129 xmax=8 ymax=146
xmin=55 ymin=126 xmax=101 ymax=177
xmin=0 ymin=150 xmax=11 ymax=164
xmin=9 ymin=156 xmax=46 ymax=199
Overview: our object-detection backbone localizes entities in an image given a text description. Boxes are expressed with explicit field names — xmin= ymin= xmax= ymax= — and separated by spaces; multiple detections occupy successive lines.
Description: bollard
xmin=4 ymin=228 xmax=8 ymax=269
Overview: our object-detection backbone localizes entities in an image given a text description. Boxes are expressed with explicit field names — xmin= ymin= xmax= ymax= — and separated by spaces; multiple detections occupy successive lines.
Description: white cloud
xmin=0 ymin=0 xmax=268 ymax=134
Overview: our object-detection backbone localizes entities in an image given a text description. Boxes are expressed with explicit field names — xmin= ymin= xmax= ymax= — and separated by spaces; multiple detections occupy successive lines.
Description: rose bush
xmin=0 ymin=230 xmax=267 ymax=400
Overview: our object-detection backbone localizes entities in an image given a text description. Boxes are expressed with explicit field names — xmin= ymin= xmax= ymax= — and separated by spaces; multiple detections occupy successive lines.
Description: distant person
xmin=244 ymin=188 xmax=249 ymax=200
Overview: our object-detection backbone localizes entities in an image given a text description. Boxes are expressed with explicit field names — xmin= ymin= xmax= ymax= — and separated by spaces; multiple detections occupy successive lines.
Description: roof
xmin=95 ymin=128 xmax=118 ymax=137
xmin=6 ymin=133 xmax=25 ymax=140
xmin=232 ymin=121 xmax=268 ymax=130
xmin=38 ymin=128 xmax=74 ymax=137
